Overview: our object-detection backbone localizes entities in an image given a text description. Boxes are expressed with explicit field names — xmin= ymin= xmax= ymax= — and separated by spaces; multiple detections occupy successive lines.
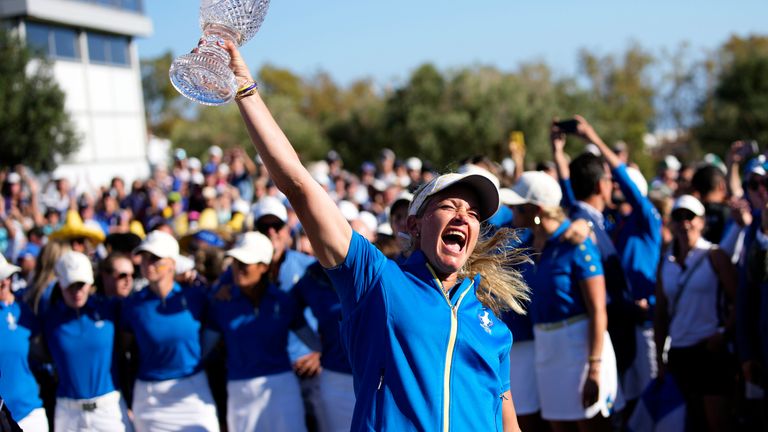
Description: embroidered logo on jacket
xmin=478 ymin=309 xmax=494 ymax=334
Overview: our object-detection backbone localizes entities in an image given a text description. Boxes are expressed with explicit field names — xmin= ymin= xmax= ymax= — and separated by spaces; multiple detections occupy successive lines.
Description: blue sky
xmin=138 ymin=0 xmax=767 ymax=86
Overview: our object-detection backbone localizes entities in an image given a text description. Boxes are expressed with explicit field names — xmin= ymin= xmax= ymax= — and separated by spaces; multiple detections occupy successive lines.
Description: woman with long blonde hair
xmin=218 ymin=40 xmax=529 ymax=432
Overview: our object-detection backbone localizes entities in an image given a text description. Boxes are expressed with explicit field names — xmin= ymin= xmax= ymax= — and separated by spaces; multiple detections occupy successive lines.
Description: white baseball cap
xmin=0 ymin=254 xmax=21 ymax=280
xmin=338 ymin=200 xmax=360 ymax=222
xmin=357 ymin=211 xmax=379 ymax=234
xmin=252 ymin=196 xmax=288 ymax=223
xmin=672 ymin=194 xmax=705 ymax=217
xmin=663 ymin=155 xmax=682 ymax=171
xmin=408 ymin=171 xmax=500 ymax=222
xmin=174 ymin=255 xmax=195 ymax=275
xmin=55 ymin=251 xmax=94 ymax=288
xmin=133 ymin=230 xmax=180 ymax=259
xmin=6 ymin=172 xmax=21 ymax=185
xmin=208 ymin=145 xmax=223 ymax=157
xmin=405 ymin=157 xmax=422 ymax=172
xmin=227 ymin=232 xmax=274 ymax=265
xmin=500 ymin=171 xmax=562 ymax=209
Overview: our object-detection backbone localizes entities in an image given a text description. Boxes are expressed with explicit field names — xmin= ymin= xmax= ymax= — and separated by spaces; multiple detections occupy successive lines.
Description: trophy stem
xmin=169 ymin=29 xmax=240 ymax=105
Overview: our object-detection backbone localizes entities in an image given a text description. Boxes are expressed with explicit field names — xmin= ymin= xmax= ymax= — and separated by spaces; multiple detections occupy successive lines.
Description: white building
xmin=0 ymin=0 xmax=153 ymax=187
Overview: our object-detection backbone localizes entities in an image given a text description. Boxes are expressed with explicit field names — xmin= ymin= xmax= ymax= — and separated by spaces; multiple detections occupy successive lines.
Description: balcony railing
xmin=67 ymin=0 xmax=143 ymax=14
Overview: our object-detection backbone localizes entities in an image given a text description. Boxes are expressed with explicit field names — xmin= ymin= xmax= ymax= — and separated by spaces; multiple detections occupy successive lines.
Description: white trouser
xmin=55 ymin=390 xmax=133 ymax=432
xmin=18 ymin=407 xmax=49 ymax=432
xmin=508 ymin=340 xmax=540 ymax=415
xmin=227 ymin=371 xmax=306 ymax=432
xmin=133 ymin=371 xmax=219 ymax=432
xmin=316 ymin=370 xmax=355 ymax=432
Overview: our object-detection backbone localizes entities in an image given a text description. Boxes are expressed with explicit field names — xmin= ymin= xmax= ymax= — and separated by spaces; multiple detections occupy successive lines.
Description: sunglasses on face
xmin=141 ymin=253 xmax=164 ymax=264
xmin=671 ymin=209 xmax=697 ymax=223
xmin=114 ymin=272 xmax=133 ymax=280
xmin=256 ymin=220 xmax=285 ymax=234
xmin=747 ymin=177 xmax=768 ymax=191
xmin=65 ymin=282 xmax=89 ymax=291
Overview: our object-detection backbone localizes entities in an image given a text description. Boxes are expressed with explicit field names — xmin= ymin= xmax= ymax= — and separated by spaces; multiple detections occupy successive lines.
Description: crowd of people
xmin=0 ymin=41 xmax=767 ymax=432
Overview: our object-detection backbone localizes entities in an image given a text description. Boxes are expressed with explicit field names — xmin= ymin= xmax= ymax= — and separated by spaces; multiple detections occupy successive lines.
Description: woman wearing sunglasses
xmin=208 ymin=231 xmax=317 ymax=432
xmin=121 ymin=231 xmax=219 ymax=432
xmin=217 ymin=40 xmax=528 ymax=432
xmin=655 ymin=195 xmax=737 ymax=432
xmin=43 ymin=251 xmax=132 ymax=431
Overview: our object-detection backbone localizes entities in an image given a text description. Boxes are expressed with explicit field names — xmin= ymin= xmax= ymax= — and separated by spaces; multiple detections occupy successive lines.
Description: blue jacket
xmin=326 ymin=232 xmax=512 ymax=432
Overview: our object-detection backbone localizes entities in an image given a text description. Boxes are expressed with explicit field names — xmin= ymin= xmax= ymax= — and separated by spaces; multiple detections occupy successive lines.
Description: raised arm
xmin=224 ymin=41 xmax=351 ymax=268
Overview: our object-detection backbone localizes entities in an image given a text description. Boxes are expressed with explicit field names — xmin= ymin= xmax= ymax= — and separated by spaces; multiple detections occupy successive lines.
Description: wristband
xmin=236 ymin=81 xmax=258 ymax=100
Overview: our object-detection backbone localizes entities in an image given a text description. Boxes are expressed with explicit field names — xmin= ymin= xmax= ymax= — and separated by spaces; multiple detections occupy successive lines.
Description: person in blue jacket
xmin=295 ymin=261 xmax=355 ymax=432
xmin=505 ymin=171 xmax=622 ymax=430
xmin=556 ymin=116 xmax=663 ymax=408
xmin=121 ymin=230 xmax=219 ymax=432
xmin=251 ymin=196 xmax=323 ymax=429
xmin=0 ymin=254 xmax=48 ymax=431
xmin=221 ymin=40 xmax=529 ymax=431
xmin=208 ymin=231 xmax=313 ymax=432
xmin=44 ymin=251 xmax=132 ymax=431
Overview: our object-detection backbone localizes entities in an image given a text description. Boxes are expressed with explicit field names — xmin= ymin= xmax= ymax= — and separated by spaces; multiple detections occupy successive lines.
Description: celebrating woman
xmin=121 ymin=230 xmax=219 ymax=432
xmin=44 ymin=251 xmax=132 ymax=431
xmin=208 ymin=232 xmax=311 ymax=432
xmin=506 ymin=171 xmax=621 ymax=431
xmin=220 ymin=40 xmax=529 ymax=431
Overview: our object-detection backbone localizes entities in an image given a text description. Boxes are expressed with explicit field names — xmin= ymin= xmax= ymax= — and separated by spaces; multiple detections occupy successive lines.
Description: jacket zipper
xmin=426 ymin=264 xmax=473 ymax=432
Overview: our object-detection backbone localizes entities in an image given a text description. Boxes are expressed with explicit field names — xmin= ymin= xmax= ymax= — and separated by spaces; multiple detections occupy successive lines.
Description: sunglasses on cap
xmin=671 ymin=209 xmax=697 ymax=223
xmin=747 ymin=177 xmax=768 ymax=191
xmin=256 ymin=220 xmax=285 ymax=234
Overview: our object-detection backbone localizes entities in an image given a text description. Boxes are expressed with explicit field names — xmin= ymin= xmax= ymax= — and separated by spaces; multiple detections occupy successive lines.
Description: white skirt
xmin=133 ymin=371 xmax=219 ymax=432
xmin=55 ymin=391 xmax=133 ymax=432
xmin=622 ymin=325 xmax=658 ymax=401
xmin=534 ymin=319 xmax=624 ymax=421
xmin=18 ymin=407 xmax=49 ymax=432
xmin=227 ymin=371 xmax=306 ymax=432
xmin=508 ymin=340 xmax=540 ymax=415
xmin=317 ymin=370 xmax=355 ymax=432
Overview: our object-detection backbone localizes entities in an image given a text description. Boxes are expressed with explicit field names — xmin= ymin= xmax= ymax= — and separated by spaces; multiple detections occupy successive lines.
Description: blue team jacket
xmin=326 ymin=232 xmax=512 ymax=432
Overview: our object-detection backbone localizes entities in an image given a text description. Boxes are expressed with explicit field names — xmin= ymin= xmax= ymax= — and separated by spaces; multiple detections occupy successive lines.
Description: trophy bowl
xmin=169 ymin=0 xmax=270 ymax=106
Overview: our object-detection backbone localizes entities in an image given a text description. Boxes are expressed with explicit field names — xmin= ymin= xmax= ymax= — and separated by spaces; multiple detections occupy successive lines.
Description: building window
xmin=88 ymin=32 xmax=130 ymax=66
xmin=72 ymin=0 xmax=143 ymax=13
xmin=26 ymin=22 xmax=80 ymax=60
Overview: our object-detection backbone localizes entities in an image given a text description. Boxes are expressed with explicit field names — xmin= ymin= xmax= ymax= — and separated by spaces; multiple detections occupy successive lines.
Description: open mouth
xmin=441 ymin=229 xmax=467 ymax=254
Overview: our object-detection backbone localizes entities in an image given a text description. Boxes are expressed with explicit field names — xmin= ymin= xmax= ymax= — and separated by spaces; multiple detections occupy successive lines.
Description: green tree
xmin=0 ymin=28 xmax=79 ymax=172
xmin=693 ymin=36 xmax=768 ymax=154
xmin=574 ymin=44 xmax=656 ymax=174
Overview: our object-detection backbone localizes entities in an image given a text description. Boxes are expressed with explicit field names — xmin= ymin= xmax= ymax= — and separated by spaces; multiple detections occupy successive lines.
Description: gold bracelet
xmin=588 ymin=356 xmax=602 ymax=363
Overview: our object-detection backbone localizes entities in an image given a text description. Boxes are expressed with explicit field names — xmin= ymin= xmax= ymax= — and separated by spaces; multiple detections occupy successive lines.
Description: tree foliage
xmin=141 ymin=35 xmax=768 ymax=176
xmin=0 ymin=28 xmax=79 ymax=172
xmin=693 ymin=36 xmax=768 ymax=154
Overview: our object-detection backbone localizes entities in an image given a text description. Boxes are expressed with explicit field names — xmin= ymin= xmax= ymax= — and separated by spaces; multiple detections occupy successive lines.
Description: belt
xmin=57 ymin=391 xmax=119 ymax=412
xmin=534 ymin=314 xmax=588 ymax=331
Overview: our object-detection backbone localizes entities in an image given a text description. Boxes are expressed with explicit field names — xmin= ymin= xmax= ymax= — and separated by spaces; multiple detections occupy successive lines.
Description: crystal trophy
xmin=169 ymin=0 xmax=270 ymax=106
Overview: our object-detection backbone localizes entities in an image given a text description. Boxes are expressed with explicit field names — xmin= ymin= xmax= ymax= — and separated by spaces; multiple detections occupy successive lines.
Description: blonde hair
xmin=459 ymin=226 xmax=530 ymax=316
xmin=25 ymin=240 xmax=70 ymax=313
